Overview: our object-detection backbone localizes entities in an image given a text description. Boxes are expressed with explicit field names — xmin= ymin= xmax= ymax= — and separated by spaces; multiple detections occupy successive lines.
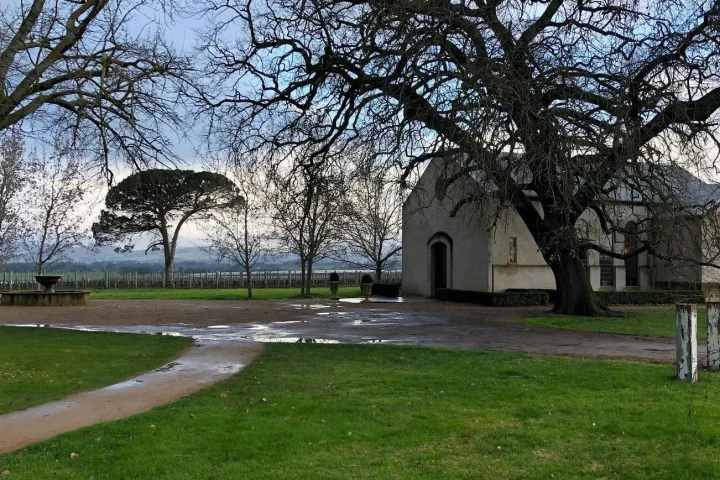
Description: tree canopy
xmin=193 ymin=0 xmax=720 ymax=314
xmin=93 ymin=169 xmax=241 ymax=284
xmin=0 ymin=0 xmax=184 ymax=176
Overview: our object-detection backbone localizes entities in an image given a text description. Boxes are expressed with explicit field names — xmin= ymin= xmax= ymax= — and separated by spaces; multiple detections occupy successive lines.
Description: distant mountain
xmin=4 ymin=246 xmax=390 ymax=273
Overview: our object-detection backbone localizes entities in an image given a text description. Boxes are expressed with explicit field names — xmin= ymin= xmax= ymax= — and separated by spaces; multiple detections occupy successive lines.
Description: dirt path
xmin=0 ymin=299 xmax=684 ymax=363
xmin=0 ymin=341 xmax=263 ymax=454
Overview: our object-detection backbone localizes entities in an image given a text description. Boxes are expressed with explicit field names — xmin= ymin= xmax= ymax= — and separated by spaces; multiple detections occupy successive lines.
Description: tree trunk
xmin=306 ymin=260 xmax=313 ymax=296
xmin=300 ymin=258 xmax=306 ymax=295
xmin=550 ymin=252 xmax=605 ymax=316
xmin=375 ymin=266 xmax=382 ymax=283
xmin=164 ymin=259 xmax=174 ymax=289
xmin=247 ymin=267 xmax=253 ymax=299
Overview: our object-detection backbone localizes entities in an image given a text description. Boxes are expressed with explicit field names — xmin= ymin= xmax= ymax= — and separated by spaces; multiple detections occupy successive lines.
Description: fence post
xmin=676 ymin=303 xmax=698 ymax=382
xmin=708 ymin=303 xmax=720 ymax=372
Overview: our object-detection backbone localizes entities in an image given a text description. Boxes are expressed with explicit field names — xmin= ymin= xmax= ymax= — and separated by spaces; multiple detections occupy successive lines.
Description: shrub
xmin=505 ymin=288 xmax=559 ymax=303
xmin=329 ymin=272 xmax=340 ymax=282
xmin=505 ymin=289 xmax=705 ymax=306
xmin=597 ymin=290 xmax=705 ymax=306
xmin=372 ymin=283 xmax=401 ymax=297
xmin=436 ymin=289 xmax=549 ymax=307
xmin=360 ymin=274 xmax=374 ymax=284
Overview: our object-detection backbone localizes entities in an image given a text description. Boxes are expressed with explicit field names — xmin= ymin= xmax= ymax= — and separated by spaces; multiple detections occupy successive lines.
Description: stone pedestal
xmin=708 ymin=303 xmax=720 ymax=371
xmin=675 ymin=303 xmax=698 ymax=382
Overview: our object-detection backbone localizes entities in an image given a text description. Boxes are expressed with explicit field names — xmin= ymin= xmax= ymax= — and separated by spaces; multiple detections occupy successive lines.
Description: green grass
xmin=3 ymin=344 xmax=720 ymax=479
xmin=0 ymin=327 xmax=191 ymax=415
xmin=89 ymin=287 xmax=361 ymax=300
xmin=527 ymin=307 xmax=709 ymax=340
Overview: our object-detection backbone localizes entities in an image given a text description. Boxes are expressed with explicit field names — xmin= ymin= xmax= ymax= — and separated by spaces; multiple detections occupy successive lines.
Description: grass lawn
xmin=90 ymin=287 xmax=361 ymax=300
xmin=527 ymin=307 xmax=709 ymax=340
xmin=3 ymin=344 xmax=720 ymax=479
xmin=0 ymin=327 xmax=191 ymax=415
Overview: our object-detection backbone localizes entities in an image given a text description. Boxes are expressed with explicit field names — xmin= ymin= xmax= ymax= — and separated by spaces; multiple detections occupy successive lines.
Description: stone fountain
xmin=1 ymin=275 xmax=90 ymax=306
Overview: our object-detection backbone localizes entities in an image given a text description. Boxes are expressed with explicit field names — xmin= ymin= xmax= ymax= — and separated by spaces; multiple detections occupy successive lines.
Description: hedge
xmin=436 ymin=288 xmax=549 ymax=307
xmin=372 ymin=283 xmax=401 ymax=298
xmin=506 ymin=288 xmax=558 ymax=303
xmin=504 ymin=289 xmax=705 ymax=306
xmin=597 ymin=290 xmax=705 ymax=306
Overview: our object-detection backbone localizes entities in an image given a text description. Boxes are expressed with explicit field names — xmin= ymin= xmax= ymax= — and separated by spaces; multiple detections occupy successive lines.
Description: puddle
xmin=207 ymin=325 xmax=230 ymax=329
xmin=103 ymin=379 xmax=144 ymax=390
xmin=340 ymin=297 xmax=406 ymax=304
xmin=250 ymin=336 xmax=340 ymax=344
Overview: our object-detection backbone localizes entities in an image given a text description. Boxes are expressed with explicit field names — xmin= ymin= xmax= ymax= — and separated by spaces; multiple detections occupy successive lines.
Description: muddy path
xmin=0 ymin=299 xmax=681 ymax=363
xmin=0 ymin=342 xmax=263 ymax=454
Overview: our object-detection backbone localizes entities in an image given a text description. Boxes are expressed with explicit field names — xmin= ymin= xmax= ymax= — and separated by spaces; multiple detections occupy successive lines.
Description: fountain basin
xmin=1 ymin=290 xmax=91 ymax=307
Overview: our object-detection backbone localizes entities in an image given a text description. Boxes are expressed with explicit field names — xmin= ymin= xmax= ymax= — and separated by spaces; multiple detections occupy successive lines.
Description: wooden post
xmin=676 ymin=303 xmax=698 ymax=382
xmin=708 ymin=303 xmax=720 ymax=372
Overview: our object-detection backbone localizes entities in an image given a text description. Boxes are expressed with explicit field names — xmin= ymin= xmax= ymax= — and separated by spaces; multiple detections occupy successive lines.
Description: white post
xmin=676 ymin=303 xmax=698 ymax=382
xmin=708 ymin=303 xmax=720 ymax=372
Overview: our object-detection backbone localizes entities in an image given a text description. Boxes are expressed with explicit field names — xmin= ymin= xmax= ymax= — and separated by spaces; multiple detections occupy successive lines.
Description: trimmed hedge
xmin=506 ymin=288 xmax=558 ymax=303
xmin=436 ymin=288 xmax=549 ymax=307
xmin=372 ymin=283 xmax=401 ymax=298
xmin=505 ymin=288 xmax=705 ymax=306
xmin=597 ymin=290 xmax=705 ymax=306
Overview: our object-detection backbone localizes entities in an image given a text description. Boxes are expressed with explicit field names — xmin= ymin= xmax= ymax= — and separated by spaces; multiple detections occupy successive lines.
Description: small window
xmin=600 ymin=254 xmax=614 ymax=286
xmin=509 ymin=237 xmax=517 ymax=263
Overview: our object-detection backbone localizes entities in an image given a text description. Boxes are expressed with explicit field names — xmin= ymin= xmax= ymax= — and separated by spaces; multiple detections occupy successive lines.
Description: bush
xmin=372 ymin=283 xmax=401 ymax=297
xmin=360 ymin=274 xmax=374 ymax=284
xmin=505 ymin=288 xmax=558 ymax=303
xmin=436 ymin=289 xmax=549 ymax=307
xmin=597 ymin=290 xmax=705 ymax=306
xmin=505 ymin=289 xmax=705 ymax=306
xmin=329 ymin=272 xmax=340 ymax=282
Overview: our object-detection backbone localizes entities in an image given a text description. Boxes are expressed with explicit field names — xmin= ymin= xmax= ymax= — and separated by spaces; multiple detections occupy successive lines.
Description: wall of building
xmin=402 ymin=159 xmax=491 ymax=296
xmin=403 ymin=159 xmax=709 ymax=295
xmin=488 ymin=202 xmax=656 ymax=291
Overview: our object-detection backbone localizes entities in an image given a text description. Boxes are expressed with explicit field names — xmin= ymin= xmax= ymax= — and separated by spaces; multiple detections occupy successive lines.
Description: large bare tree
xmin=0 ymin=0 xmax=185 ymax=177
xmin=20 ymin=145 xmax=97 ymax=273
xmin=193 ymin=0 xmax=720 ymax=315
xmin=201 ymin=165 xmax=268 ymax=299
xmin=265 ymin=153 xmax=345 ymax=296
xmin=340 ymin=162 xmax=402 ymax=282
xmin=0 ymin=129 xmax=28 ymax=264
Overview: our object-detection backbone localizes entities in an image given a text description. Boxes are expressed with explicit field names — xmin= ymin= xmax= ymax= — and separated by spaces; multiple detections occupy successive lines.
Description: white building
xmin=402 ymin=157 xmax=720 ymax=297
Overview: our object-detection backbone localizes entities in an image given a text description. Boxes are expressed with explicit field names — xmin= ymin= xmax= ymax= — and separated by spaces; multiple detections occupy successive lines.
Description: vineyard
xmin=0 ymin=270 xmax=402 ymax=290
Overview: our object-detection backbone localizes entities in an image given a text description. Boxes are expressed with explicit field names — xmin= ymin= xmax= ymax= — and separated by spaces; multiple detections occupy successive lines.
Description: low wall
xmin=1 ymin=291 xmax=91 ymax=307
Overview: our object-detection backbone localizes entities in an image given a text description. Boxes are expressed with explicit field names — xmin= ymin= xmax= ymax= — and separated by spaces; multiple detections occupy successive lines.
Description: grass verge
xmin=527 ymin=307 xmax=709 ymax=340
xmin=0 ymin=326 xmax=191 ymax=415
xmin=2 ymin=344 xmax=720 ymax=479
xmin=90 ymin=287 xmax=361 ymax=300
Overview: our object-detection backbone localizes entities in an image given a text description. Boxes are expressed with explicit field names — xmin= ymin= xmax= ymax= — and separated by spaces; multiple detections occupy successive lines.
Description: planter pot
xmin=329 ymin=280 xmax=340 ymax=299
xmin=360 ymin=282 xmax=373 ymax=301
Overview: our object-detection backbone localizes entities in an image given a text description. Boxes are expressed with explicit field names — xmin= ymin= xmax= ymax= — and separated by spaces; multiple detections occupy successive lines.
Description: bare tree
xmin=194 ymin=0 xmax=720 ymax=315
xmin=340 ymin=163 xmax=402 ymax=282
xmin=0 ymin=129 xmax=28 ymax=264
xmin=0 ymin=0 xmax=185 ymax=177
xmin=201 ymin=166 xmax=267 ymax=298
xmin=21 ymin=146 xmax=97 ymax=273
xmin=266 ymin=154 xmax=345 ymax=296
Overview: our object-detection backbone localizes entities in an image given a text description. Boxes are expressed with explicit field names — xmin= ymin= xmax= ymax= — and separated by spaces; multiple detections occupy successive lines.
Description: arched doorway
xmin=428 ymin=232 xmax=453 ymax=296
xmin=625 ymin=221 xmax=640 ymax=287
xmin=431 ymin=242 xmax=448 ymax=294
